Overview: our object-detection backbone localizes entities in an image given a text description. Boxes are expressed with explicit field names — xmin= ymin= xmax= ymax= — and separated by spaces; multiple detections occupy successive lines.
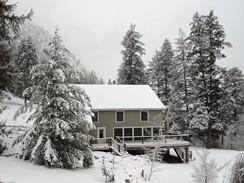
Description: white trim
xmin=115 ymin=111 xmax=125 ymax=123
xmin=140 ymin=110 xmax=149 ymax=122
xmin=97 ymin=127 xmax=106 ymax=138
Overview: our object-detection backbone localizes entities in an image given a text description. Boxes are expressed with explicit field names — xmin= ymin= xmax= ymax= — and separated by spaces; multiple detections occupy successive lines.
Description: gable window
xmin=92 ymin=111 xmax=99 ymax=123
xmin=116 ymin=111 xmax=124 ymax=122
xmin=141 ymin=111 xmax=149 ymax=122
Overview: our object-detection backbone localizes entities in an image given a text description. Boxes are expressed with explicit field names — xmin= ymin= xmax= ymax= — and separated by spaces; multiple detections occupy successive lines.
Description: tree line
xmin=117 ymin=11 xmax=244 ymax=149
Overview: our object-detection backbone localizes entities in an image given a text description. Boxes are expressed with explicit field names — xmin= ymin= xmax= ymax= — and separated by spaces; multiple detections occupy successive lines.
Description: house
xmin=76 ymin=84 xmax=165 ymax=141
xmin=77 ymin=84 xmax=191 ymax=162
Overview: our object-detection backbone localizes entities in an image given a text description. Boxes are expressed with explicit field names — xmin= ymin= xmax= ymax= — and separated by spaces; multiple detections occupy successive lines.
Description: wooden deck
xmin=91 ymin=134 xmax=191 ymax=162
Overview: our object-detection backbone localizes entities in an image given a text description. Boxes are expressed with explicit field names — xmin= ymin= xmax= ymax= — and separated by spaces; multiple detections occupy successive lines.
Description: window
xmin=141 ymin=111 xmax=149 ymax=122
xmin=116 ymin=111 xmax=124 ymax=122
xmin=92 ymin=111 xmax=98 ymax=122
xmin=134 ymin=128 xmax=142 ymax=141
xmin=124 ymin=128 xmax=132 ymax=141
xmin=98 ymin=128 xmax=105 ymax=138
xmin=153 ymin=127 xmax=161 ymax=137
xmin=114 ymin=128 xmax=123 ymax=140
xmin=143 ymin=127 xmax=152 ymax=140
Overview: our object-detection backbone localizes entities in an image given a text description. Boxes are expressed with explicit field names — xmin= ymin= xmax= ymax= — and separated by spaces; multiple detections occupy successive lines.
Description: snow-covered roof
xmin=76 ymin=84 xmax=165 ymax=110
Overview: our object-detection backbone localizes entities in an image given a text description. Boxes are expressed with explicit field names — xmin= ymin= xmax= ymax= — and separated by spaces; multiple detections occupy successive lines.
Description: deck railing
xmin=90 ymin=137 xmax=126 ymax=153
xmin=115 ymin=134 xmax=190 ymax=144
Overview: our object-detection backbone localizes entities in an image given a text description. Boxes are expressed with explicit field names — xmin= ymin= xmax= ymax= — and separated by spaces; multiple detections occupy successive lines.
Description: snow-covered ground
xmin=0 ymin=148 xmax=242 ymax=183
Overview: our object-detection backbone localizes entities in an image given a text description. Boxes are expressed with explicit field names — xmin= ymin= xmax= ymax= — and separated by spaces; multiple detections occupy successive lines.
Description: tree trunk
xmin=207 ymin=122 xmax=212 ymax=149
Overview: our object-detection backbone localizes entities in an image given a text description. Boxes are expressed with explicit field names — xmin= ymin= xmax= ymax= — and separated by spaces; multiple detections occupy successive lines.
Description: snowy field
xmin=0 ymin=148 xmax=242 ymax=183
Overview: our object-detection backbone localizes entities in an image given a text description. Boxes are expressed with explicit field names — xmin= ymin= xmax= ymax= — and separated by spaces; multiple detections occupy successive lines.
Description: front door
xmin=97 ymin=127 xmax=106 ymax=139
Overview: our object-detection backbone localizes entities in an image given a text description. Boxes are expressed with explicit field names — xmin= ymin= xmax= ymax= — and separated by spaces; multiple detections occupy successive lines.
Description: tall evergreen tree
xmin=0 ymin=0 xmax=32 ymax=90
xmin=117 ymin=24 xmax=146 ymax=84
xmin=147 ymin=39 xmax=173 ymax=105
xmin=169 ymin=29 xmax=193 ymax=132
xmin=14 ymin=29 xmax=94 ymax=168
xmin=11 ymin=36 xmax=38 ymax=97
xmin=219 ymin=67 xmax=244 ymax=148
xmin=188 ymin=11 xmax=231 ymax=148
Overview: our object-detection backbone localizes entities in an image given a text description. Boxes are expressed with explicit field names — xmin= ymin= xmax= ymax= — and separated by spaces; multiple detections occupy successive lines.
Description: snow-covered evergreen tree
xmin=192 ymin=150 xmax=218 ymax=183
xmin=147 ymin=38 xmax=174 ymax=105
xmin=169 ymin=28 xmax=193 ymax=132
xmin=11 ymin=36 xmax=38 ymax=97
xmin=188 ymin=11 xmax=231 ymax=148
xmin=117 ymin=24 xmax=146 ymax=84
xmin=219 ymin=67 xmax=244 ymax=148
xmin=0 ymin=0 xmax=32 ymax=90
xmin=14 ymin=29 xmax=95 ymax=168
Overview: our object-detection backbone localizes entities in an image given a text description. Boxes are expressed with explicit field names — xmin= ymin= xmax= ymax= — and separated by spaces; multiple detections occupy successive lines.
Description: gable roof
xmin=76 ymin=84 xmax=165 ymax=110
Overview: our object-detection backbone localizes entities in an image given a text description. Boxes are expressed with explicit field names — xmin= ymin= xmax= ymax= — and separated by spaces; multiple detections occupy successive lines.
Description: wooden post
xmin=164 ymin=109 xmax=170 ymax=135
xmin=185 ymin=147 xmax=189 ymax=163
xmin=118 ymin=144 xmax=121 ymax=153
xmin=108 ymin=138 xmax=112 ymax=146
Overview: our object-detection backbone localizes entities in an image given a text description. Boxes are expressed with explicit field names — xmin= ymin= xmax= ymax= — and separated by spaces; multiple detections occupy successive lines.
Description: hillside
xmin=0 ymin=91 xmax=33 ymax=127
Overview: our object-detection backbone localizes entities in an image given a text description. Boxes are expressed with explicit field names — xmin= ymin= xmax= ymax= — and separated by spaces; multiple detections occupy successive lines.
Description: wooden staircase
xmin=174 ymin=147 xmax=193 ymax=163
xmin=109 ymin=137 xmax=129 ymax=157
xmin=91 ymin=137 xmax=129 ymax=157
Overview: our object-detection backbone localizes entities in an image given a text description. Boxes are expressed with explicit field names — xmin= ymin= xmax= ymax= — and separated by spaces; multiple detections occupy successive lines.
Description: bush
xmin=83 ymin=152 xmax=93 ymax=168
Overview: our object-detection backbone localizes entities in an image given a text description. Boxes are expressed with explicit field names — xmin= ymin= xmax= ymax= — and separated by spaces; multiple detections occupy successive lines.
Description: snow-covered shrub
xmin=228 ymin=153 xmax=244 ymax=183
xmin=83 ymin=151 xmax=93 ymax=168
xmin=101 ymin=157 xmax=115 ymax=182
xmin=192 ymin=150 xmax=218 ymax=183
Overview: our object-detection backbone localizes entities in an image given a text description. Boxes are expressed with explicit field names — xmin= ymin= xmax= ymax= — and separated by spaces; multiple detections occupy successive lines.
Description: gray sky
xmin=16 ymin=0 xmax=244 ymax=82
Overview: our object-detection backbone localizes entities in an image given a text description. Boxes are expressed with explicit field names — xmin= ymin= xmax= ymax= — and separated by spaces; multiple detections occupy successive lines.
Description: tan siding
xmin=92 ymin=110 xmax=163 ymax=138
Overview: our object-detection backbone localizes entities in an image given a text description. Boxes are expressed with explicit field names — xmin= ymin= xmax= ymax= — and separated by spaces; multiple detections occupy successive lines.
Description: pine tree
xmin=169 ymin=28 xmax=193 ymax=132
xmin=14 ymin=29 xmax=94 ymax=168
xmin=117 ymin=24 xmax=146 ymax=84
xmin=11 ymin=36 xmax=38 ymax=97
xmin=219 ymin=67 xmax=244 ymax=148
xmin=0 ymin=0 xmax=32 ymax=90
xmin=188 ymin=11 xmax=231 ymax=148
xmin=147 ymin=39 xmax=174 ymax=105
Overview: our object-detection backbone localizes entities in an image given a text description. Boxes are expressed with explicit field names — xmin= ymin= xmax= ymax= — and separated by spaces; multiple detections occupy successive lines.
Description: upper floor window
xmin=141 ymin=111 xmax=149 ymax=122
xmin=116 ymin=111 xmax=124 ymax=122
xmin=92 ymin=111 xmax=99 ymax=123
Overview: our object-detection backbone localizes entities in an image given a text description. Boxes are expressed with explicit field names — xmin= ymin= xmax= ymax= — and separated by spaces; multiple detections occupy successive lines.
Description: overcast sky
xmin=16 ymin=0 xmax=244 ymax=82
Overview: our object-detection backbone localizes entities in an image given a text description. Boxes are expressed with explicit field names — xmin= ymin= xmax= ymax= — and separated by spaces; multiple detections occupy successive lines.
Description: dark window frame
xmin=116 ymin=111 xmax=124 ymax=122
xmin=140 ymin=111 xmax=149 ymax=122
